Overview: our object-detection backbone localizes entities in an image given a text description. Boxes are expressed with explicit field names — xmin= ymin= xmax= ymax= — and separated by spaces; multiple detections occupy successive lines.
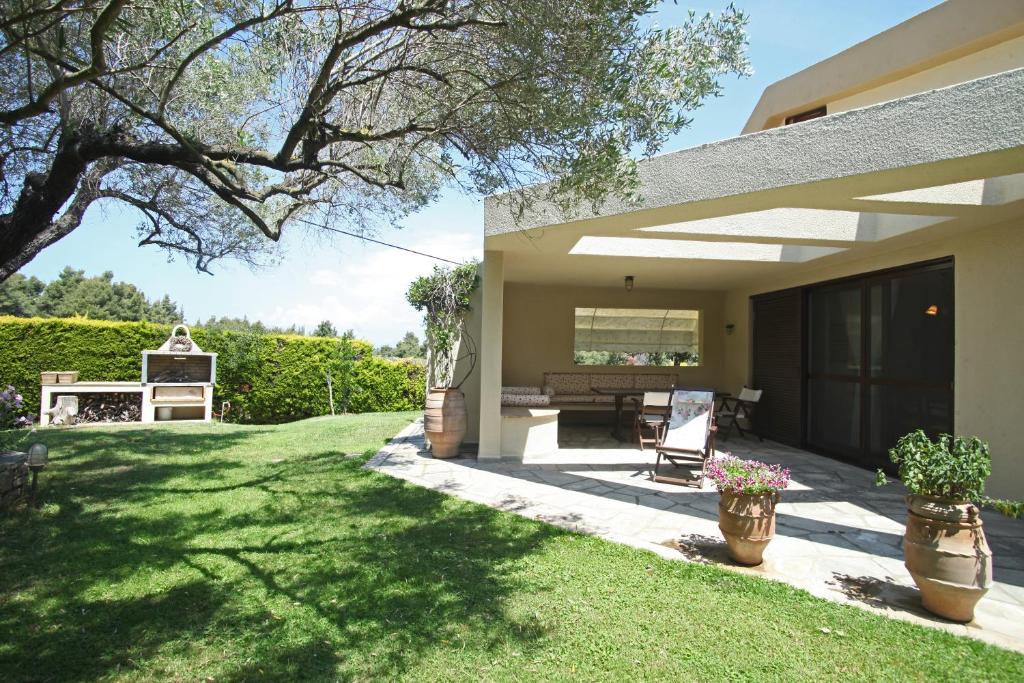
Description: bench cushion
xmin=551 ymin=394 xmax=597 ymax=404
xmin=544 ymin=372 xmax=591 ymax=395
xmin=501 ymin=393 xmax=551 ymax=407
xmin=635 ymin=374 xmax=675 ymax=390
xmin=590 ymin=374 xmax=634 ymax=390
xmin=502 ymin=385 xmax=542 ymax=395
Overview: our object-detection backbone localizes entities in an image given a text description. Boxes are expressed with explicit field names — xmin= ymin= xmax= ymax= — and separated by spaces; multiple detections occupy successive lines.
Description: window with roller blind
xmin=573 ymin=307 xmax=701 ymax=367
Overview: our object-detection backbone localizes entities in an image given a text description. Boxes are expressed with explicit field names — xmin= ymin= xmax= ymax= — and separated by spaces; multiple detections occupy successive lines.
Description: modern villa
xmin=458 ymin=0 xmax=1024 ymax=499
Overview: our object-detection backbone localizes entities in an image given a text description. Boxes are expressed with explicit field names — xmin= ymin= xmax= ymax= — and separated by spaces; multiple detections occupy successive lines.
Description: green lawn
xmin=1 ymin=414 xmax=1021 ymax=682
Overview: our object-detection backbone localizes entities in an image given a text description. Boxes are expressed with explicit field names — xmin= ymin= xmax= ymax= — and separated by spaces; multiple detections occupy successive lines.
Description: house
xmin=459 ymin=0 xmax=1024 ymax=499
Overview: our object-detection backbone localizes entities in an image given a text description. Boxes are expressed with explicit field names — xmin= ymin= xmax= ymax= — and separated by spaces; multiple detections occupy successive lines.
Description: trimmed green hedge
xmin=0 ymin=316 xmax=425 ymax=424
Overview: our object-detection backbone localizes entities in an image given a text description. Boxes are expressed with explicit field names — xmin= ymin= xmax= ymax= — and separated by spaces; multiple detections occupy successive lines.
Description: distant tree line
xmin=573 ymin=350 xmax=700 ymax=367
xmin=0 ymin=267 xmax=183 ymax=323
xmin=377 ymin=332 xmax=426 ymax=360
xmin=311 ymin=322 xmax=425 ymax=359
xmin=1 ymin=268 xmax=428 ymax=354
xmin=199 ymin=316 xmax=308 ymax=336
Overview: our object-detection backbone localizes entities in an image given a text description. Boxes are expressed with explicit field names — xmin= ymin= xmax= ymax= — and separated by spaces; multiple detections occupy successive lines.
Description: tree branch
xmin=0 ymin=0 xmax=126 ymax=124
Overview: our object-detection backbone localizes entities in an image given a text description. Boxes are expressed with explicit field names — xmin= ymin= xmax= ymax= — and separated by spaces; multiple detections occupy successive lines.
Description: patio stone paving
xmin=367 ymin=419 xmax=1024 ymax=652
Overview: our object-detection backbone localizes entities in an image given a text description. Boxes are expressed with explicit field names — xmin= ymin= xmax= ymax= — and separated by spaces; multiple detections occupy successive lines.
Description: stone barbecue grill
xmin=141 ymin=325 xmax=217 ymax=421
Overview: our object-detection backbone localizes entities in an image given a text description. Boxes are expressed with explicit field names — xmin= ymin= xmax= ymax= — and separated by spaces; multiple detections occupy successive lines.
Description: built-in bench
xmin=542 ymin=372 xmax=676 ymax=411
xmin=500 ymin=407 xmax=560 ymax=458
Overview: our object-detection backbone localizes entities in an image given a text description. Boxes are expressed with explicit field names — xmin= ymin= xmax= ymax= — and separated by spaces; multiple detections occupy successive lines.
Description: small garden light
xmin=27 ymin=442 xmax=49 ymax=468
xmin=27 ymin=442 xmax=48 ymax=506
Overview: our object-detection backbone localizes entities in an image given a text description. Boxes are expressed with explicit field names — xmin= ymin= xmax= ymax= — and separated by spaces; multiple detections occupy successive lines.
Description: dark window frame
xmin=803 ymin=258 xmax=955 ymax=469
xmin=784 ymin=105 xmax=827 ymax=125
xmin=752 ymin=256 xmax=955 ymax=471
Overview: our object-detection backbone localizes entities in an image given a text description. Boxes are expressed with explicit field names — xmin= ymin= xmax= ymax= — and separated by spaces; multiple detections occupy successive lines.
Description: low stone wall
xmin=0 ymin=455 xmax=30 ymax=509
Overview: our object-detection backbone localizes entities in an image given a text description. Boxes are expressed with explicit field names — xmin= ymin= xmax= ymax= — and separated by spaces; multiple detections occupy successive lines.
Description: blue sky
xmin=20 ymin=0 xmax=939 ymax=345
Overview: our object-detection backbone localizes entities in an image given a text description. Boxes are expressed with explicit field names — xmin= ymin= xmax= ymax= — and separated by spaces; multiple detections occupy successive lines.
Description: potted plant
xmin=406 ymin=263 xmax=479 ymax=458
xmin=707 ymin=456 xmax=790 ymax=565
xmin=876 ymin=430 xmax=993 ymax=622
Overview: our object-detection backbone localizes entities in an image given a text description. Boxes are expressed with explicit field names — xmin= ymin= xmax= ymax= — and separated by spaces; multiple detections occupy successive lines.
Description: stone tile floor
xmin=367 ymin=419 xmax=1024 ymax=652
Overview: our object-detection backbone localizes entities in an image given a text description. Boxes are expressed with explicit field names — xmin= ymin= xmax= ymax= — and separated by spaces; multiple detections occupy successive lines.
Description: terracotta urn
xmin=424 ymin=388 xmax=467 ymax=459
xmin=903 ymin=494 xmax=992 ymax=622
xmin=718 ymin=490 xmax=779 ymax=565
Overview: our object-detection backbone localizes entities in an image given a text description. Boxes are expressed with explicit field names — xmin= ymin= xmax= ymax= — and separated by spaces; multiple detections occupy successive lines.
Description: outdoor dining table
xmin=589 ymin=388 xmax=643 ymax=441
xmin=591 ymin=387 xmax=732 ymax=442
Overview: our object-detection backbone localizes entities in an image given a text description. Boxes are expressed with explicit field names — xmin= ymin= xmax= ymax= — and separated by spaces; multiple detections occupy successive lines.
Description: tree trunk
xmin=325 ymin=370 xmax=336 ymax=415
xmin=0 ymin=131 xmax=109 ymax=281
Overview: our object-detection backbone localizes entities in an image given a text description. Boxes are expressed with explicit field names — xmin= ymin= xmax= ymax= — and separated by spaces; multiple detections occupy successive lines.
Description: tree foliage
xmin=0 ymin=1 xmax=749 ymax=279
xmin=198 ymin=315 xmax=304 ymax=335
xmin=573 ymin=350 xmax=700 ymax=366
xmin=313 ymin=320 xmax=338 ymax=337
xmin=0 ymin=266 xmax=183 ymax=322
xmin=407 ymin=261 xmax=478 ymax=388
xmin=377 ymin=331 xmax=426 ymax=358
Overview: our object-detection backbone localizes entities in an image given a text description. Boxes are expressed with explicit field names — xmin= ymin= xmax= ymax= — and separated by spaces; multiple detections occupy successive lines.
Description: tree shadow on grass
xmin=0 ymin=582 xmax=240 ymax=681
xmin=0 ymin=437 xmax=566 ymax=681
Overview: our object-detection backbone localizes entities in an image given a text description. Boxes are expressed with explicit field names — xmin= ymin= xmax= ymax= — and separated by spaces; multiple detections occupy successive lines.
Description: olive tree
xmin=407 ymin=261 xmax=478 ymax=389
xmin=0 ymin=0 xmax=749 ymax=280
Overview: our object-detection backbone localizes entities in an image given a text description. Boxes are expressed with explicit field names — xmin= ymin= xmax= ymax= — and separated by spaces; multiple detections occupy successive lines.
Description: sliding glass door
xmin=806 ymin=261 xmax=954 ymax=469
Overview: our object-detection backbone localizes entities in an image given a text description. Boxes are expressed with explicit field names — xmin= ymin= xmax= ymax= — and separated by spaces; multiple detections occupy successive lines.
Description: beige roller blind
xmin=574 ymin=308 xmax=700 ymax=354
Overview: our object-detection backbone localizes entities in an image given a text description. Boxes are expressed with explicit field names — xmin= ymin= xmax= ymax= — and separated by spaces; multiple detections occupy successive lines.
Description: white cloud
xmin=259 ymin=229 xmax=481 ymax=344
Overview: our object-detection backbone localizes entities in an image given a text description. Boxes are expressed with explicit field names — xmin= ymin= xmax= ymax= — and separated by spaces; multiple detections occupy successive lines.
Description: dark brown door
xmin=805 ymin=260 xmax=954 ymax=469
xmin=752 ymin=290 xmax=803 ymax=446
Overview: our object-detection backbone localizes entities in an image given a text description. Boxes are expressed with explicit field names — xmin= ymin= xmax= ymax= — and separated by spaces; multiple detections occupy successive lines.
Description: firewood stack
xmin=76 ymin=393 xmax=143 ymax=423
xmin=149 ymin=369 xmax=194 ymax=383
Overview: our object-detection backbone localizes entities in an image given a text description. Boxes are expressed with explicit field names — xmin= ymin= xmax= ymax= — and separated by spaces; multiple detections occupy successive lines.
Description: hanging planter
xmin=707 ymin=457 xmax=791 ymax=566
xmin=407 ymin=263 xmax=479 ymax=459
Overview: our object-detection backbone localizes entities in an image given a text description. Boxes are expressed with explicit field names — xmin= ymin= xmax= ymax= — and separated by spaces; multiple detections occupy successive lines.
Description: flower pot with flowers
xmin=707 ymin=456 xmax=791 ymax=566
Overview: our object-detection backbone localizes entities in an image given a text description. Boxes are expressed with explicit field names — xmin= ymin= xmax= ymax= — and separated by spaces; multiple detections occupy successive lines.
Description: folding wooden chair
xmin=631 ymin=391 xmax=672 ymax=450
xmin=716 ymin=387 xmax=763 ymax=441
xmin=653 ymin=388 xmax=716 ymax=487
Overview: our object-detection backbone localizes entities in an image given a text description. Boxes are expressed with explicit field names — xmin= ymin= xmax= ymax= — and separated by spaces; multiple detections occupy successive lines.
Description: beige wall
xmin=501 ymin=282 xmax=729 ymax=390
xmin=744 ymin=1 xmax=1024 ymax=132
xmin=829 ymin=34 xmax=1024 ymax=115
xmin=723 ymin=219 xmax=1024 ymax=499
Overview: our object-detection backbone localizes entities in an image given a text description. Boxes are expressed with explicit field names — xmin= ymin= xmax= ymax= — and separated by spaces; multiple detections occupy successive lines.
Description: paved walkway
xmin=367 ymin=420 xmax=1024 ymax=652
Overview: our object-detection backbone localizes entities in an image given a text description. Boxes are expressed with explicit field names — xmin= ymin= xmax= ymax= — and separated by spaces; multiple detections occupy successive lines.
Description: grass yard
xmin=1 ymin=413 xmax=1022 ymax=682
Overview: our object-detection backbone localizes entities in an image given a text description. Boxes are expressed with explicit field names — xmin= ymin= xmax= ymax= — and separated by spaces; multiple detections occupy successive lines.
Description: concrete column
xmin=477 ymin=250 xmax=504 ymax=459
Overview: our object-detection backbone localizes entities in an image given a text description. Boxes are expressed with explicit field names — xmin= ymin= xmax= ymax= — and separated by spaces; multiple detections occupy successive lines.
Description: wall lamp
xmin=624 ymin=275 xmax=634 ymax=291
xmin=725 ymin=323 xmax=736 ymax=335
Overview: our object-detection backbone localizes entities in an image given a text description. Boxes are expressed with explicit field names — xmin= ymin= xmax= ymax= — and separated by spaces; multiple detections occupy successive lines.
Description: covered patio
xmin=462 ymin=66 xmax=1024 ymax=500
xmin=369 ymin=420 xmax=1024 ymax=652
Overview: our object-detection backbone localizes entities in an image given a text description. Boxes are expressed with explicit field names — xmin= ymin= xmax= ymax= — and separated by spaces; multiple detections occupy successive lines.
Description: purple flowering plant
xmin=707 ymin=456 xmax=790 ymax=495
xmin=0 ymin=384 xmax=33 ymax=430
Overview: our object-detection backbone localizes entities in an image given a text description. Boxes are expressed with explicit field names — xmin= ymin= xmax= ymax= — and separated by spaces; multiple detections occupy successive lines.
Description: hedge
xmin=0 ymin=316 xmax=425 ymax=424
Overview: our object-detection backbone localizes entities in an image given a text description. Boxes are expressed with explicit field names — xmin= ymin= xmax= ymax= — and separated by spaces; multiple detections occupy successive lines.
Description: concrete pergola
xmin=468 ymin=67 xmax=1024 ymax=497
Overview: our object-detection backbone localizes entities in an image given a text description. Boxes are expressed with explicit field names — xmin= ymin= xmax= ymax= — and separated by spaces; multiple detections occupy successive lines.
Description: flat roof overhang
xmin=484 ymin=67 xmax=1024 ymax=290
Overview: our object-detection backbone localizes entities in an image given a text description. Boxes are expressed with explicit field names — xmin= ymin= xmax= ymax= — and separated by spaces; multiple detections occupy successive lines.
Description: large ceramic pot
xmin=718 ymin=490 xmax=779 ymax=566
xmin=424 ymin=388 xmax=467 ymax=459
xmin=903 ymin=494 xmax=992 ymax=622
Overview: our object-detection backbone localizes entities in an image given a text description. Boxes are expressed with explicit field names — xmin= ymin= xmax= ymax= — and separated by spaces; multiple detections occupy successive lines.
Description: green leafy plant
xmin=876 ymin=430 xmax=991 ymax=501
xmin=983 ymin=499 xmax=1024 ymax=520
xmin=406 ymin=263 xmax=480 ymax=389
